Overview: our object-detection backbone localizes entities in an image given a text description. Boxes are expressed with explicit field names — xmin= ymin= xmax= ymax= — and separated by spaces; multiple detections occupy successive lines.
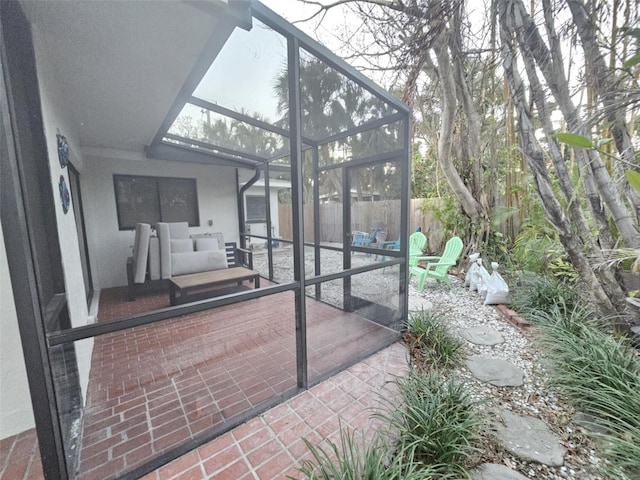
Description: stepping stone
xmin=408 ymin=296 xmax=433 ymax=312
xmin=466 ymin=355 xmax=524 ymax=387
xmin=461 ymin=326 xmax=504 ymax=346
xmin=493 ymin=409 xmax=566 ymax=466
xmin=472 ymin=463 xmax=528 ymax=480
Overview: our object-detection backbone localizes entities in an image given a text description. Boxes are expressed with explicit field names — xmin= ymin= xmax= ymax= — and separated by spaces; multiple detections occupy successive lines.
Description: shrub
xmin=534 ymin=305 xmax=640 ymax=479
xmin=379 ymin=368 xmax=484 ymax=478
xmin=293 ymin=426 xmax=424 ymax=480
xmin=405 ymin=310 xmax=464 ymax=370
xmin=510 ymin=274 xmax=580 ymax=317
xmin=513 ymin=220 xmax=559 ymax=273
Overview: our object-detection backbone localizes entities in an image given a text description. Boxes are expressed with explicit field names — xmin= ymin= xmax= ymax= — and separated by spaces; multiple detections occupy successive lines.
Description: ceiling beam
xmin=146 ymin=142 xmax=260 ymax=168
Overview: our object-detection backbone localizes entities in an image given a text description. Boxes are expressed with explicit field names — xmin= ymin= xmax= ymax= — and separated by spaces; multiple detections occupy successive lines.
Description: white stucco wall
xmin=0 ymin=224 xmax=36 ymax=439
xmin=0 ymin=18 xmax=100 ymax=440
xmin=33 ymin=24 xmax=95 ymax=404
xmin=82 ymin=152 xmax=241 ymax=289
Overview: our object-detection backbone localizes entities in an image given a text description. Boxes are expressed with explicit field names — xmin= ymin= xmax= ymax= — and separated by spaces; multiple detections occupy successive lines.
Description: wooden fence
xmin=278 ymin=198 xmax=445 ymax=252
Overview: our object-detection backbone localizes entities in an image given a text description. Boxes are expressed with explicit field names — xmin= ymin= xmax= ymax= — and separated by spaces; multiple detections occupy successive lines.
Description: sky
xmin=259 ymin=0 xmax=357 ymax=56
xmin=257 ymin=0 xmax=395 ymax=87
xmin=259 ymin=0 xmax=319 ymax=22
xmin=185 ymin=1 xmax=390 ymax=128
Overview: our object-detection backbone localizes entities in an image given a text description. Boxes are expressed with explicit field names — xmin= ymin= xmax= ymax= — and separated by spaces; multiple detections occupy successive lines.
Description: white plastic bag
xmin=476 ymin=263 xmax=491 ymax=298
xmin=469 ymin=258 xmax=487 ymax=292
xmin=484 ymin=262 xmax=510 ymax=305
xmin=464 ymin=253 xmax=480 ymax=288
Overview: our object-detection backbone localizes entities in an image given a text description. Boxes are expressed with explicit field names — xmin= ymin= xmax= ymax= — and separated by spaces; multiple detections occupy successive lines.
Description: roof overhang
xmin=20 ymin=0 xmax=250 ymax=155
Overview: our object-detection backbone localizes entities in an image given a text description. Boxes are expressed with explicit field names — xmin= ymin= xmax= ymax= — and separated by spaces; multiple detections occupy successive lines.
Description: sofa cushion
xmin=168 ymin=222 xmax=190 ymax=239
xmin=132 ymin=223 xmax=151 ymax=284
xmin=171 ymin=250 xmax=228 ymax=276
xmin=195 ymin=237 xmax=218 ymax=251
xmin=148 ymin=237 xmax=161 ymax=281
xmin=170 ymin=238 xmax=194 ymax=253
xmin=206 ymin=249 xmax=228 ymax=270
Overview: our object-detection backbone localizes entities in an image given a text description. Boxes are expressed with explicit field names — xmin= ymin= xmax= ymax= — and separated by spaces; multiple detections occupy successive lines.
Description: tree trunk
xmin=567 ymin=0 xmax=640 ymax=223
xmin=451 ymin=5 xmax=484 ymax=201
xmin=510 ymin=0 xmax=639 ymax=248
xmin=499 ymin=0 xmax=628 ymax=318
xmin=432 ymin=28 xmax=487 ymax=248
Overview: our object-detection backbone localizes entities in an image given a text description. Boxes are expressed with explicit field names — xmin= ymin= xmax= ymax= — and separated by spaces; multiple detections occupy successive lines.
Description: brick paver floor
xmin=0 ymin=343 xmax=407 ymax=480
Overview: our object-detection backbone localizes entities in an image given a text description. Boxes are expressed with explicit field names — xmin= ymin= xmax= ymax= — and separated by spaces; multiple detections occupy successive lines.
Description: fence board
xmin=278 ymin=198 xmax=444 ymax=251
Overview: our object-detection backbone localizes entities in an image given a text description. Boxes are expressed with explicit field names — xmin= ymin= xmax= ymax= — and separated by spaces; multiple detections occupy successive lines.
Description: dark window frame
xmin=245 ymin=194 xmax=267 ymax=223
xmin=113 ymin=174 xmax=199 ymax=230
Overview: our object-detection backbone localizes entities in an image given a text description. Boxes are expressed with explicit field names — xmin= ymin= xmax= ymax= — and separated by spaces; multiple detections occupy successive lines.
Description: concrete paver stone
xmin=466 ymin=355 xmax=524 ymax=387
xmin=492 ymin=409 xmax=566 ymax=467
xmin=472 ymin=463 xmax=529 ymax=480
xmin=460 ymin=326 xmax=505 ymax=346
xmin=408 ymin=296 xmax=433 ymax=312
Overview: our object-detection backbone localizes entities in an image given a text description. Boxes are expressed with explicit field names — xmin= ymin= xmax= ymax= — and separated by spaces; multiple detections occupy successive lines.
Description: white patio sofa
xmin=156 ymin=222 xmax=253 ymax=279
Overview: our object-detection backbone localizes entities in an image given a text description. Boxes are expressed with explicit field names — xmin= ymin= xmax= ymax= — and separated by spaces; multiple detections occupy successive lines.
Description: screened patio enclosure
xmin=0 ymin=1 xmax=410 ymax=479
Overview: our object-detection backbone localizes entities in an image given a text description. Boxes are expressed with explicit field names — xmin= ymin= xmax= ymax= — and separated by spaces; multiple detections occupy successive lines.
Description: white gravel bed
xmin=253 ymin=245 xmax=402 ymax=309
xmin=413 ymin=276 xmax=605 ymax=480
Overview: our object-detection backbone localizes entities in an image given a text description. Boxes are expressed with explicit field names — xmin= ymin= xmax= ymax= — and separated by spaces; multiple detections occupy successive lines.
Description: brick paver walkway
xmin=0 ymin=343 xmax=407 ymax=480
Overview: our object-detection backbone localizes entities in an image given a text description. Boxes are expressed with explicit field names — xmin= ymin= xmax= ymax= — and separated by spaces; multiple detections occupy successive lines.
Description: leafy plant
xmin=405 ymin=310 xmax=464 ymax=370
xmin=483 ymin=231 xmax=513 ymax=270
xmin=596 ymin=248 xmax=640 ymax=273
xmin=547 ymin=255 xmax=580 ymax=283
xmin=510 ymin=275 xmax=581 ymax=317
xmin=293 ymin=426 xmax=424 ymax=480
xmin=427 ymin=195 xmax=467 ymax=239
xmin=533 ymin=305 xmax=640 ymax=479
xmin=378 ymin=368 xmax=484 ymax=478
xmin=512 ymin=219 xmax=560 ymax=274
xmin=552 ymin=131 xmax=640 ymax=191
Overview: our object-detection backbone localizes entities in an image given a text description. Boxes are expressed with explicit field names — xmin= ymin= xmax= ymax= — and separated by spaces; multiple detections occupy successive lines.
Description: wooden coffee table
xmin=169 ymin=267 xmax=260 ymax=305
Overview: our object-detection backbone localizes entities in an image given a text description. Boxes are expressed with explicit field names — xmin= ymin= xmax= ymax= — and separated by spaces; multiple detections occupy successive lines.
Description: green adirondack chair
xmin=409 ymin=236 xmax=463 ymax=291
xmin=408 ymin=231 xmax=427 ymax=267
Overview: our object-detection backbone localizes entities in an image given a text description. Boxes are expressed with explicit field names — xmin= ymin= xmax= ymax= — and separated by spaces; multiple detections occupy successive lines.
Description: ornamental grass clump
xmin=530 ymin=305 xmax=640 ymax=479
xmin=405 ymin=309 xmax=464 ymax=370
xmin=295 ymin=369 xmax=485 ymax=479
xmin=292 ymin=426 xmax=423 ymax=480
xmin=510 ymin=274 xmax=580 ymax=318
xmin=379 ymin=368 xmax=484 ymax=479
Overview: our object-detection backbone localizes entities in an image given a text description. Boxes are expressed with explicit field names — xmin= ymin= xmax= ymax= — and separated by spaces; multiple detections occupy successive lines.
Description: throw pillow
xmin=195 ymin=237 xmax=219 ymax=251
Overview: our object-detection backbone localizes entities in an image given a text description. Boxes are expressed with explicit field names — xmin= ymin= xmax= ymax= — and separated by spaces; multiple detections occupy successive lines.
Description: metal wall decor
xmin=56 ymin=132 xmax=68 ymax=168
xmin=59 ymin=175 xmax=70 ymax=214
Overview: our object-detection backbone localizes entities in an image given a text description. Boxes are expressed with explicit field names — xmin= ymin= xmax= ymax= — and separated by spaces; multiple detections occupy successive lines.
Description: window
xmin=114 ymin=175 xmax=199 ymax=230
xmin=246 ymin=195 xmax=266 ymax=223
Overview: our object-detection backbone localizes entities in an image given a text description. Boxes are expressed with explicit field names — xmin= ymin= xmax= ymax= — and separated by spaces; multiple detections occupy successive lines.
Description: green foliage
xmin=510 ymin=274 xmax=580 ymax=318
xmin=406 ymin=310 xmax=465 ymax=370
xmin=379 ymin=368 xmax=484 ymax=478
xmin=482 ymin=231 xmax=513 ymax=270
xmin=293 ymin=427 xmax=423 ymax=480
xmin=513 ymin=220 xmax=559 ymax=273
xmin=426 ymin=196 xmax=467 ymax=238
xmin=625 ymin=170 xmax=640 ymax=193
xmin=411 ymin=150 xmax=438 ymax=199
xmin=296 ymin=369 xmax=484 ymax=479
xmin=532 ymin=306 xmax=640 ymax=479
xmin=553 ymin=131 xmax=640 ymax=197
xmin=547 ymin=256 xmax=580 ymax=283
xmin=512 ymin=219 xmax=579 ymax=282
xmin=551 ymin=132 xmax=593 ymax=148
xmin=620 ymin=27 xmax=640 ymax=68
